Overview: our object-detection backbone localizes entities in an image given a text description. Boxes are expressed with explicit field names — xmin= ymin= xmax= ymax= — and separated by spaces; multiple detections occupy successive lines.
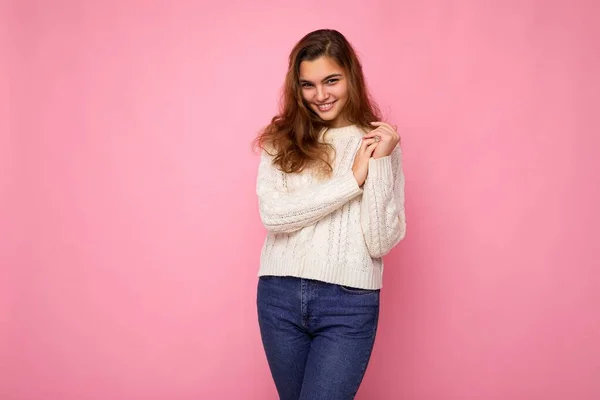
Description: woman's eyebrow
xmin=299 ymin=74 xmax=343 ymax=84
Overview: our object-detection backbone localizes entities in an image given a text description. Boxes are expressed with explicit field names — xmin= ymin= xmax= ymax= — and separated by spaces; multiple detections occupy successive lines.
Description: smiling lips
xmin=316 ymin=100 xmax=336 ymax=112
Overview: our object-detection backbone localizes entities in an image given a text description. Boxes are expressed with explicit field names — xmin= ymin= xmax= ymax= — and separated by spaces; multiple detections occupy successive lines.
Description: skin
xmin=299 ymin=56 xmax=350 ymax=128
xmin=354 ymin=122 xmax=401 ymax=186
xmin=298 ymin=56 xmax=401 ymax=186
xmin=364 ymin=121 xmax=401 ymax=160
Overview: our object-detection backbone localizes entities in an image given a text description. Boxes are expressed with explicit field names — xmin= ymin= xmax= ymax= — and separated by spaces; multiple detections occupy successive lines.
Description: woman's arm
xmin=257 ymin=149 xmax=363 ymax=234
xmin=360 ymin=145 xmax=407 ymax=258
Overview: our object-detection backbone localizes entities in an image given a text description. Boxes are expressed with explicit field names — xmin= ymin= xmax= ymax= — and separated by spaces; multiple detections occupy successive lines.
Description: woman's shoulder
xmin=260 ymin=142 xmax=278 ymax=159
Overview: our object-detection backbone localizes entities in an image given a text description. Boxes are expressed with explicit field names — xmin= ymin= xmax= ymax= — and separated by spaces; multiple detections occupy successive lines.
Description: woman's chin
xmin=314 ymin=110 xmax=339 ymax=121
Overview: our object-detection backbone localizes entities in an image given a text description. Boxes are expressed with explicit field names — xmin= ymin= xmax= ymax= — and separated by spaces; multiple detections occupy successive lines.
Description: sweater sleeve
xmin=256 ymin=149 xmax=364 ymax=234
xmin=360 ymin=145 xmax=407 ymax=258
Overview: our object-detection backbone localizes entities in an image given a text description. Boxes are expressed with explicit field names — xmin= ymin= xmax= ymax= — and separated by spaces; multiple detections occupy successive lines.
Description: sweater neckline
xmin=322 ymin=124 xmax=364 ymax=138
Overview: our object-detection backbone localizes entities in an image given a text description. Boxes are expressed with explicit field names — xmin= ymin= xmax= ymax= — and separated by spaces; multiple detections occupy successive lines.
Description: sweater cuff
xmin=368 ymin=155 xmax=394 ymax=185
xmin=339 ymin=169 xmax=364 ymax=196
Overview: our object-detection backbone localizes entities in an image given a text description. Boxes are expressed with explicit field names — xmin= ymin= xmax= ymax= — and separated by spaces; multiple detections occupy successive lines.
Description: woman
xmin=253 ymin=29 xmax=406 ymax=400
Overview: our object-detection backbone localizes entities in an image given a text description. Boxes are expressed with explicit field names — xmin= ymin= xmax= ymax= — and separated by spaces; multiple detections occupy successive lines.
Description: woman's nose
xmin=316 ymin=86 xmax=329 ymax=102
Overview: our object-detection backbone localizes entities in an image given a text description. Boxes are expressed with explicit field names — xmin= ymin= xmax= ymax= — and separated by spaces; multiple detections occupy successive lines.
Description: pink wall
xmin=2 ymin=2 xmax=15 ymax=398
xmin=4 ymin=1 xmax=599 ymax=399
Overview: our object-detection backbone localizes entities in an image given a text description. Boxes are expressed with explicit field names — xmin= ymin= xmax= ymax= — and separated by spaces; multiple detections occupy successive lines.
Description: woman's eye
xmin=301 ymin=83 xmax=313 ymax=88
xmin=326 ymin=79 xmax=339 ymax=85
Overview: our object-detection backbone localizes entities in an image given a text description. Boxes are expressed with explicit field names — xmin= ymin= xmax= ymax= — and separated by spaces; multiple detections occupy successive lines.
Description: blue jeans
xmin=257 ymin=275 xmax=380 ymax=400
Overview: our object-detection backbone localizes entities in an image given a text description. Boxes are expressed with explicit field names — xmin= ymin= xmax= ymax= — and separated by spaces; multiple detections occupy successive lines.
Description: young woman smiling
xmin=253 ymin=29 xmax=406 ymax=400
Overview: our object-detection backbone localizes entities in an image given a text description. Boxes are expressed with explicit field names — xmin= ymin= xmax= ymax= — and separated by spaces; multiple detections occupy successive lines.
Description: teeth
xmin=318 ymin=102 xmax=334 ymax=110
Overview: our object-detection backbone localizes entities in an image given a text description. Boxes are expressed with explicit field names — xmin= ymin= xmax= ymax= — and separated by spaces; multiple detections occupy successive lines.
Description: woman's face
xmin=299 ymin=56 xmax=349 ymax=128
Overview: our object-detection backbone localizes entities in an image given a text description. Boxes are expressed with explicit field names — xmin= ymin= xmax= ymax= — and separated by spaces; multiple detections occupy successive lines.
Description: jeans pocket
xmin=338 ymin=285 xmax=380 ymax=295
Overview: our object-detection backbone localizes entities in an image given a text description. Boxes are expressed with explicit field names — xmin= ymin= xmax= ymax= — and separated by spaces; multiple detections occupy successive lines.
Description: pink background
xmin=3 ymin=0 xmax=600 ymax=399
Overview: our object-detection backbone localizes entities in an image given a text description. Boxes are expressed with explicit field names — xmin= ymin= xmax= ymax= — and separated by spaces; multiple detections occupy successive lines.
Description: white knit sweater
xmin=255 ymin=124 xmax=406 ymax=289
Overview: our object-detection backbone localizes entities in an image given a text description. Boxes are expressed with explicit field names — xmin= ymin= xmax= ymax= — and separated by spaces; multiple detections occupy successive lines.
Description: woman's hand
xmin=352 ymin=137 xmax=379 ymax=187
xmin=362 ymin=122 xmax=401 ymax=159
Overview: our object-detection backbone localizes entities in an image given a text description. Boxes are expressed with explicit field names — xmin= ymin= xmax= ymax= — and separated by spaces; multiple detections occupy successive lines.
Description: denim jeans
xmin=257 ymin=275 xmax=380 ymax=400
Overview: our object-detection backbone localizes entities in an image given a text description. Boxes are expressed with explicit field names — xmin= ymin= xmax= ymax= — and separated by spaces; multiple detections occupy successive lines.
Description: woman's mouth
xmin=316 ymin=100 xmax=336 ymax=112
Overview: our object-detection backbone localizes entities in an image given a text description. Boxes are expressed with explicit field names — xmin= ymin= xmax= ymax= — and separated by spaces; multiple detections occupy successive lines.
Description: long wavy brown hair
xmin=252 ymin=29 xmax=382 ymax=175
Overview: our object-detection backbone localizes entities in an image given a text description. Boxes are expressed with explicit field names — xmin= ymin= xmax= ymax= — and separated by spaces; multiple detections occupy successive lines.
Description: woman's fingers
xmin=363 ymin=127 xmax=388 ymax=139
xmin=358 ymin=139 xmax=379 ymax=161
xmin=361 ymin=137 xmax=378 ymax=149
xmin=380 ymin=126 xmax=397 ymax=139
xmin=369 ymin=122 xmax=399 ymax=139
xmin=364 ymin=124 xmax=400 ymax=147
xmin=366 ymin=141 xmax=378 ymax=156
xmin=371 ymin=121 xmax=398 ymax=133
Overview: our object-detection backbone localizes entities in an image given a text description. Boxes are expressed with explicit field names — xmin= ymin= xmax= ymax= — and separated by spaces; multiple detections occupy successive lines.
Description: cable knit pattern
xmin=360 ymin=146 xmax=407 ymax=258
xmin=256 ymin=125 xmax=406 ymax=290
